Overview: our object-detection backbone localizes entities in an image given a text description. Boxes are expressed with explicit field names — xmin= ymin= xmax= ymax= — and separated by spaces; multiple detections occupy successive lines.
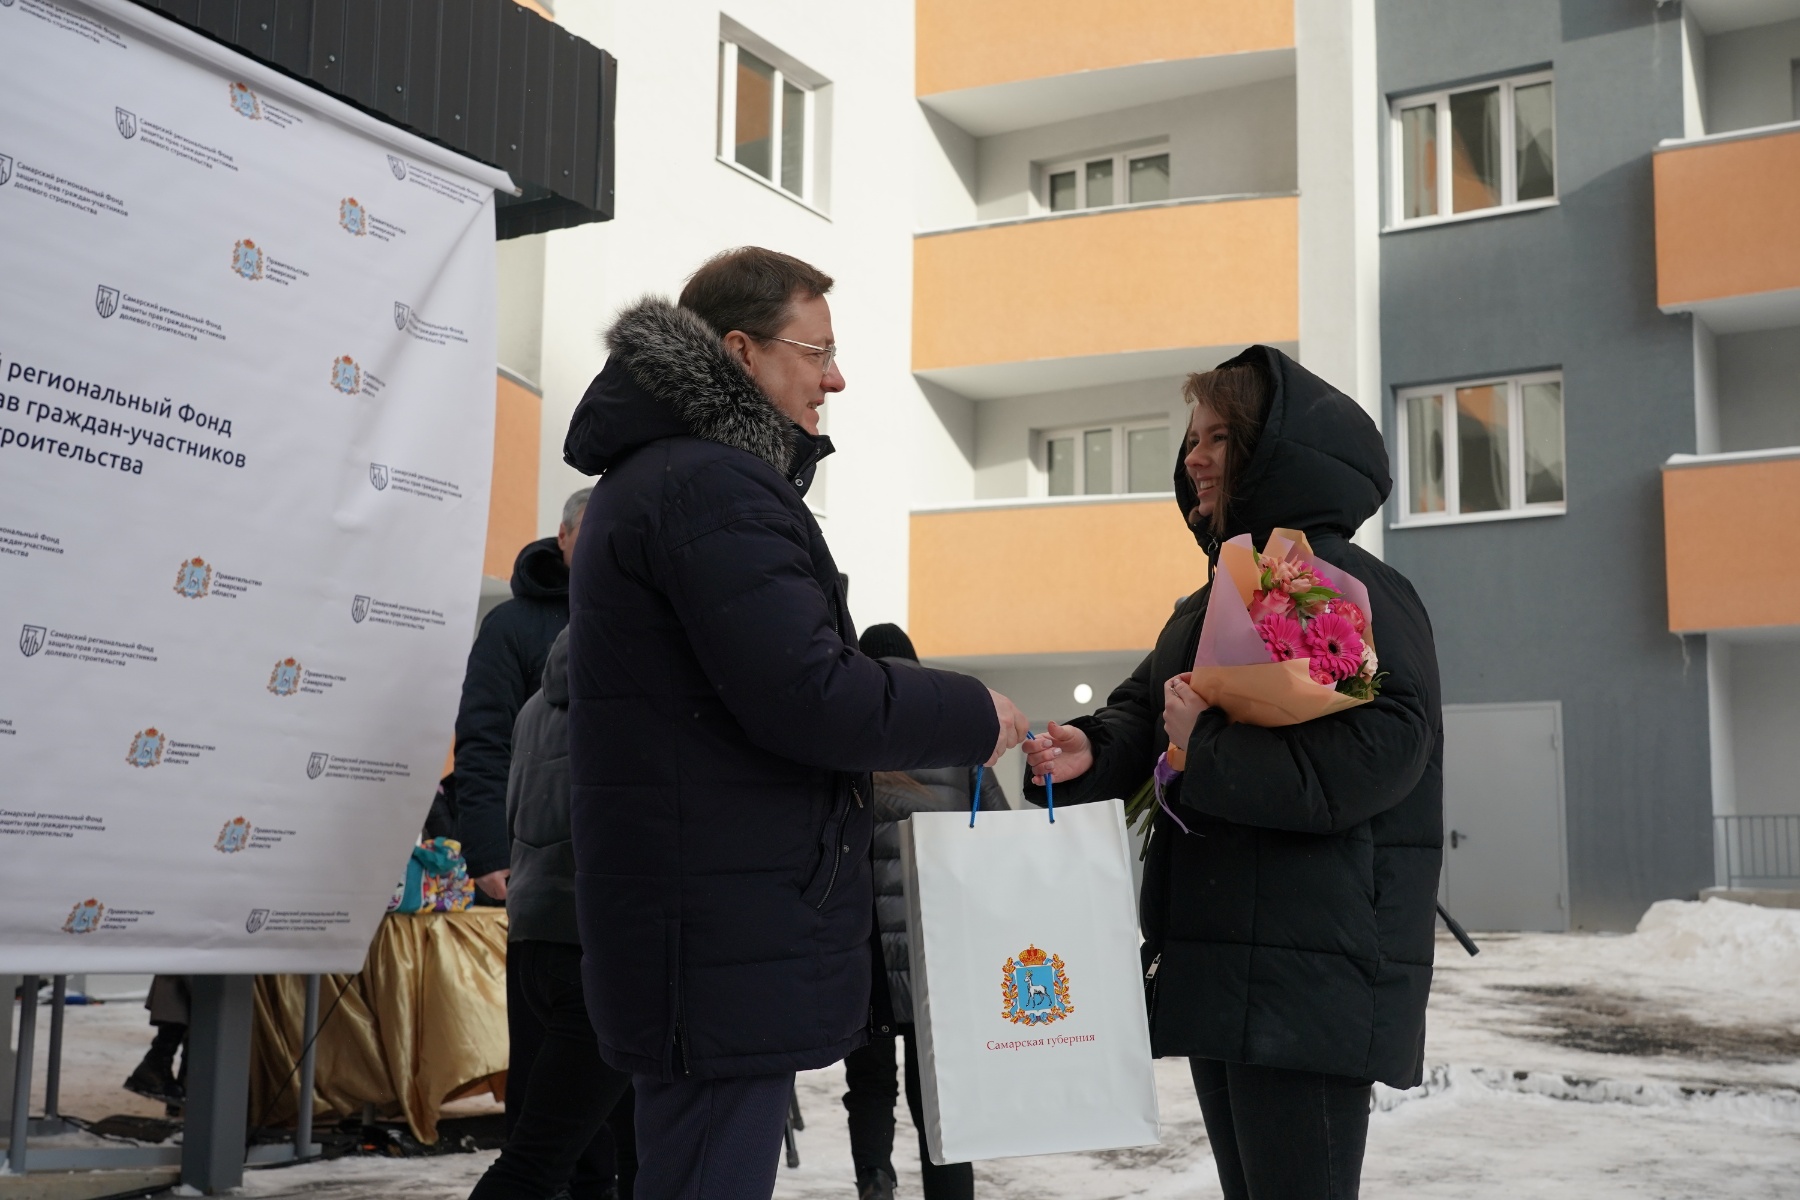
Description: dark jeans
xmin=474 ymin=940 xmax=635 ymax=1200
xmin=842 ymin=1030 xmax=972 ymax=1200
xmin=1191 ymin=1058 xmax=1372 ymax=1200
xmin=631 ymin=1070 xmax=795 ymax=1200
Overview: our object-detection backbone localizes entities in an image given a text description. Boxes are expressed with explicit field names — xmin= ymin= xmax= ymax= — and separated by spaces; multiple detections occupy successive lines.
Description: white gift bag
xmin=900 ymin=798 xmax=1160 ymax=1164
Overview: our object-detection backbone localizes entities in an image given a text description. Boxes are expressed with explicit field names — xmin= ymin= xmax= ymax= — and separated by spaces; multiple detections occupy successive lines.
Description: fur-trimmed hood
xmin=563 ymin=297 xmax=830 ymax=481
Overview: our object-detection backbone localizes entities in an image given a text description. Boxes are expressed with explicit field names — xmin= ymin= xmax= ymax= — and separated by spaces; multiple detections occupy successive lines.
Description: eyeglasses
xmin=766 ymin=336 xmax=838 ymax=374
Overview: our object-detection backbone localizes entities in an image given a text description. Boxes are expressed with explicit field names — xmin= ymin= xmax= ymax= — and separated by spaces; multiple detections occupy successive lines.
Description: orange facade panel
xmin=916 ymin=0 xmax=1292 ymax=97
xmin=1653 ymin=128 xmax=1800 ymax=308
xmin=1663 ymin=457 xmax=1800 ymax=632
xmin=910 ymin=499 xmax=1209 ymax=658
xmin=485 ymin=373 xmax=543 ymax=580
xmin=913 ymin=197 xmax=1298 ymax=373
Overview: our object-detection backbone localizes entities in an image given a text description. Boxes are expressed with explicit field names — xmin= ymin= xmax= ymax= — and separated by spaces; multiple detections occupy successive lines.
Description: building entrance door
xmin=1440 ymin=702 xmax=1569 ymax=932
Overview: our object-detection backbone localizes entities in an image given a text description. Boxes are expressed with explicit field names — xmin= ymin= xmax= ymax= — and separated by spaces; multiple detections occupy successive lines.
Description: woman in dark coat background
xmin=1023 ymin=346 xmax=1443 ymax=1200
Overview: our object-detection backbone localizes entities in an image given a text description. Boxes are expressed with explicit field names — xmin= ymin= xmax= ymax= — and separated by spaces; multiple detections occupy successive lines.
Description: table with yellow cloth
xmin=250 ymin=908 xmax=509 ymax=1143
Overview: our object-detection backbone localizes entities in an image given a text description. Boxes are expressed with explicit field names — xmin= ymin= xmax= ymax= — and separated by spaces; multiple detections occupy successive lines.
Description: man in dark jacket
xmin=469 ymin=628 xmax=634 ymax=1200
xmin=453 ymin=488 xmax=590 ymax=900
xmin=562 ymin=247 xmax=1027 ymax=1198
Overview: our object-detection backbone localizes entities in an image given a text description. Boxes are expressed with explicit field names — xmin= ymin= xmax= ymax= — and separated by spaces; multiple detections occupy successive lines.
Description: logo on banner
xmin=393 ymin=302 xmax=411 ymax=331
xmin=127 ymin=727 xmax=166 ymax=768
xmin=369 ymin=463 xmax=389 ymax=491
xmin=351 ymin=595 xmax=370 ymax=624
xmin=387 ymin=155 xmax=407 ymax=180
xmin=330 ymin=355 xmax=362 ymax=395
xmin=96 ymin=286 xmax=119 ymax=319
xmin=339 ymin=197 xmax=367 ymax=236
xmin=1000 ymin=945 xmax=1074 ymax=1026
xmin=215 ymin=817 xmax=252 ymax=853
xmin=0 ymin=154 xmax=12 ymax=187
xmin=115 ymin=108 xmax=137 ymax=139
xmin=63 ymin=899 xmax=105 ymax=935
xmin=307 ymin=752 xmax=329 ymax=779
xmin=228 ymin=81 xmax=262 ymax=120
xmin=173 ymin=556 xmax=213 ymax=599
xmin=268 ymin=658 xmax=303 ymax=697
xmin=231 ymin=238 xmax=264 ymax=281
xmin=19 ymin=625 xmax=46 ymax=657
xmin=246 ymin=908 xmax=269 ymax=933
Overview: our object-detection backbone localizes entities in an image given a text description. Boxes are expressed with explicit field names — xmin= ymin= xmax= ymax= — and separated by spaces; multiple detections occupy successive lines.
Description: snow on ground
xmin=12 ymin=899 xmax=1800 ymax=1198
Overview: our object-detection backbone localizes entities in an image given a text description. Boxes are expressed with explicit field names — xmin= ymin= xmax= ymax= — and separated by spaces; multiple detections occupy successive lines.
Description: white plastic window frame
xmin=1392 ymin=370 xmax=1567 ymax=528
xmin=718 ymin=39 xmax=816 ymax=206
xmin=1388 ymin=70 xmax=1556 ymax=230
xmin=1038 ymin=418 xmax=1173 ymax=498
xmin=1039 ymin=143 xmax=1172 ymax=215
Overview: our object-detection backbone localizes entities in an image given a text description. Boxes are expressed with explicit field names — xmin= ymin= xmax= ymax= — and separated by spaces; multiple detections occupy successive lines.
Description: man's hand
xmin=474 ymin=869 xmax=510 ymax=901
xmin=987 ymin=689 xmax=1030 ymax=766
xmin=1024 ymin=720 xmax=1092 ymax=786
xmin=1163 ymin=672 xmax=1207 ymax=752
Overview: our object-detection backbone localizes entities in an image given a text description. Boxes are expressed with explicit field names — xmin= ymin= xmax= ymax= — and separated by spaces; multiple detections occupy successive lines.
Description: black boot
xmin=125 ymin=1022 xmax=185 ymax=1106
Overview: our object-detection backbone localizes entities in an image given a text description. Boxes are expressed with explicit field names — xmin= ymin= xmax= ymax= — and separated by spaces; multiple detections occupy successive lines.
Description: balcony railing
xmin=1715 ymin=815 xmax=1800 ymax=889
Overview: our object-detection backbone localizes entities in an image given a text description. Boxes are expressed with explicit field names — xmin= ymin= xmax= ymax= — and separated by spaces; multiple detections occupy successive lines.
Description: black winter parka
xmin=562 ymin=299 xmax=999 ymax=1082
xmin=1027 ymin=346 xmax=1443 ymax=1088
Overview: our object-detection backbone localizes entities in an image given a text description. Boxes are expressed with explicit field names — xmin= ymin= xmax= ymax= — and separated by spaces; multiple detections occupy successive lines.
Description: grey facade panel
xmin=1377 ymin=0 xmax=1711 ymax=929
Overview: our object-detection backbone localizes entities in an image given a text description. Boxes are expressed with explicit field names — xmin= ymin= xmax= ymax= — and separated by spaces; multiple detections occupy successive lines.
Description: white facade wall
xmin=1703 ymin=17 xmax=1800 ymax=133
xmin=1716 ymin=327 xmax=1800 ymax=451
xmin=971 ymin=375 xmax=1189 ymax=500
xmin=1726 ymin=640 xmax=1800 ymax=816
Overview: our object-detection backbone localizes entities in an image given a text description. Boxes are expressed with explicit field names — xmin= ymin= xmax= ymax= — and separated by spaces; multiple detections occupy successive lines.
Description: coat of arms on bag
xmin=306 ymin=751 xmax=329 ymax=779
xmin=228 ymin=81 xmax=262 ymax=120
xmin=231 ymin=238 xmax=264 ymax=281
xmin=127 ymin=727 xmax=166 ymax=768
xmin=330 ymin=355 xmax=362 ymax=395
xmin=115 ymin=107 xmax=137 ymax=139
xmin=215 ymin=817 xmax=251 ymax=853
xmin=95 ymin=285 xmax=119 ymax=318
xmin=173 ymin=556 xmax=212 ymax=599
xmin=1001 ymin=944 xmax=1074 ymax=1025
xmin=63 ymin=899 xmax=104 ymax=934
xmin=339 ymin=197 xmax=367 ymax=236
xmin=19 ymin=624 xmax=46 ymax=657
xmin=268 ymin=657 xmax=303 ymax=696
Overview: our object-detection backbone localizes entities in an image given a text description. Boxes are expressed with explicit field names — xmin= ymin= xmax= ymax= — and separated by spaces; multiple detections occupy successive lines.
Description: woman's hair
xmin=1180 ymin=360 xmax=1269 ymax=537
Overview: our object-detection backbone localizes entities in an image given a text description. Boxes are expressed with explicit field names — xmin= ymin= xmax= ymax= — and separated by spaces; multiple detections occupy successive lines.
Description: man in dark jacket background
xmin=453 ymin=487 xmax=591 ymax=901
xmin=562 ymin=247 xmax=1027 ymax=1198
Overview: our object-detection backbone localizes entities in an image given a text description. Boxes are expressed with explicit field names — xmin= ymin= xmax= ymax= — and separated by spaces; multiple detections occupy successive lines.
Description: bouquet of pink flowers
xmin=1126 ymin=527 xmax=1382 ymax=835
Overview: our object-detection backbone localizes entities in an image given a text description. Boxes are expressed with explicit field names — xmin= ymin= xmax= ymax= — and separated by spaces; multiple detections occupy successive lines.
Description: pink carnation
xmin=1302 ymin=612 xmax=1364 ymax=683
xmin=1255 ymin=614 xmax=1306 ymax=662
xmin=1248 ymin=588 xmax=1294 ymax=621
xmin=1325 ymin=598 xmax=1367 ymax=635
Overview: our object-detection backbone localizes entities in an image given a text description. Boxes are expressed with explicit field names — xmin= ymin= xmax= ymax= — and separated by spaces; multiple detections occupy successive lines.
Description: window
xmin=1391 ymin=73 xmax=1554 ymax=227
xmin=1042 ymin=420 xmax=1171 ymax=497
xmin=1042 ymin=145 xmax=1171 ymax=213
xmin=1394 ymin=372 xmax=1565 ymax=524
xmin=717 ymin=37 xmax=818 ymax=205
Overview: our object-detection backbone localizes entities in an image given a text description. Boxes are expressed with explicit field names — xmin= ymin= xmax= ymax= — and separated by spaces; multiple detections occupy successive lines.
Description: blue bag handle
xmin=970 ymin=732 xmax=1052 ymax=827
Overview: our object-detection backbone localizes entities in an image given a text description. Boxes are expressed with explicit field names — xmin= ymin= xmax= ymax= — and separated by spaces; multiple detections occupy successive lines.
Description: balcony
xmin=1653 ymin=122 xmax=1800 ymax=333
xmin=913 ymin=196 xmax=1298 ymax=399
xmin=916 ymin=0 xmax=1292 ymax=136
xmin=1662 ymin=448 xmax=1800 ymax=632
xmin=909 ymin=497 xmax=1210 ymax=659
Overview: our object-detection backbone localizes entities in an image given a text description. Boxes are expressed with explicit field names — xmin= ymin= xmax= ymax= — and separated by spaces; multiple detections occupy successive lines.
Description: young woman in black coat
xmin=1023 ymin=346 xmax=1443 ymax=1200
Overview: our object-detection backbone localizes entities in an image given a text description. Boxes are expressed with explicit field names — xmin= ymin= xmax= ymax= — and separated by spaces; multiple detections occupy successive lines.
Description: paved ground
xmin=9 ymin=899 xmax=1800 ymax=1199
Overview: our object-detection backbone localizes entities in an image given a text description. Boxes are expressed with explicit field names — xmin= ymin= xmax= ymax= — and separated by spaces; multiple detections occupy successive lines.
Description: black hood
xmin=1173 ymin=345 xmax=1390 ymax=554
xmin=563 ymin=297 xmax=832 ymax=488
xmin=540 ymin=626 xmax=570 ymax=708
xmin=511 ymin=536 xmax=569 ymax=601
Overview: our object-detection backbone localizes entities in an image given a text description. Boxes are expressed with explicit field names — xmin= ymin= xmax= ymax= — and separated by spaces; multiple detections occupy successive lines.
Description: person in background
xmin=562 ymin=247 xmax=1028 ymax=1198
xmin=841 ymin=625 xmax=1001 ymax=1200
xmin=454 ymin=487 xmax=592 ymax=903
xmin=123 ymin=975 xmax=189 ymax=1111
xmin=468 ymin=628 xmax=635 ymax=1200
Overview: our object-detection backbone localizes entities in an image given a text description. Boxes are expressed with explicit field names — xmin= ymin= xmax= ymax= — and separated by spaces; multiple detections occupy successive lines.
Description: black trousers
xmin=631 ymin=1070 xmax=795 ymax=1200
xmin=842 ymin=1030 xmax=972 ymax=1199
xmin=474 ymin=940 xmax=635 ymax=1200
xmin=1190 ymin=1058 xmax=1372 ymax=1200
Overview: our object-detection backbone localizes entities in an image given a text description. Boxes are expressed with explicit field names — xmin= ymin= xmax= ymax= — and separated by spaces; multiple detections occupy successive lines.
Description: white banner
xmin=0 ymin=0 xmax=505 ymax=972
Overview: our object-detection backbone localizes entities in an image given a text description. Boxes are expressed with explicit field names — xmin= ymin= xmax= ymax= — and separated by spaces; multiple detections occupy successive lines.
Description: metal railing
xmin=1715 ymin=815 xmax=1800 ymax=889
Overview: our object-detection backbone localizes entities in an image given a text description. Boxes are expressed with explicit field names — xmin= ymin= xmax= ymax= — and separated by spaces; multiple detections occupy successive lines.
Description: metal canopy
xmin=130 ymin=0 xmax=617 ymax=239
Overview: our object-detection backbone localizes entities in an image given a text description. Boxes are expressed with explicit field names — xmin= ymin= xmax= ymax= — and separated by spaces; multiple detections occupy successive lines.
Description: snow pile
xmin=1622 ymin=898 xmax=1800 ymax=990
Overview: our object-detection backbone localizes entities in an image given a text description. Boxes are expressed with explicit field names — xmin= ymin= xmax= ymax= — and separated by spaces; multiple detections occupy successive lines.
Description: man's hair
xmin=561 ymin=486 xmax=593 ymax=530
xmin=678 ymin=247 xmax=834 ymax=341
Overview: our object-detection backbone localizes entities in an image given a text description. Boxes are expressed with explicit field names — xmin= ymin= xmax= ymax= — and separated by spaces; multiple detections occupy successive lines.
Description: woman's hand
xmin=1163 ymin=672 xmax=1207 ymax=751
xmin=1024 ymin=720 xmax=1092 ymax=786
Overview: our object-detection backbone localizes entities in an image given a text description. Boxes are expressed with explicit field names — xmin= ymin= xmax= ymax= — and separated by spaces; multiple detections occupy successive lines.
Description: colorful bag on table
xmin=387 ymin=836 xmax=476 ymax=913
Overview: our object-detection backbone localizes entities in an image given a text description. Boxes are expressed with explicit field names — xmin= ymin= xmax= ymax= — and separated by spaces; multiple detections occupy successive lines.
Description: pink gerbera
xmin=1302 ymin=612 xmax=1364 ymax=683
xmin=1255 ymin=614 xmax=1306 ymax=662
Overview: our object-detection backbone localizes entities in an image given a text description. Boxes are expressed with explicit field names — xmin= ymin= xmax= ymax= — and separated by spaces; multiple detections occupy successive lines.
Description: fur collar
xmin=603 ymin=297 xmax=795 ymax=474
